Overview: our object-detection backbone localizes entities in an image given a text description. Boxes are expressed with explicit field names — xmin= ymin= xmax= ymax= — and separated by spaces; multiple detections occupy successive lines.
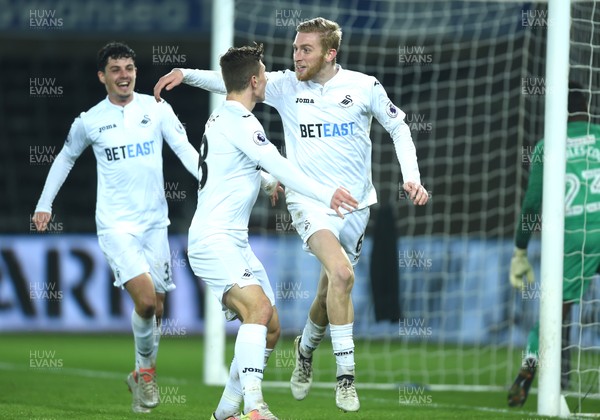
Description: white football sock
xmin=330 ymin=322 xmax=355 ymax=378
xmin=299 ymin=317 xmax=326 ymax=358
xmin=264 ymin=348 xmax=273 ymax=367
xmin=215 ymin=356 xmax=243 ymax=419
xmin=131 ymin=309 xmax=155 ymax=370
xmin=151 ymin=317 xmax=161 ymax=367
xmin=235 ymin=324 xmax=267 ymax=413
xmin=215 ymin=346 xmax=274 ymax=419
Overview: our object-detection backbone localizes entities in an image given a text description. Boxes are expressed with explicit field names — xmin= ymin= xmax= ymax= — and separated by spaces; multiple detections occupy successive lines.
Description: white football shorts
xmin=288 ymin=203 xmax=370 ymax=265
xmin=98 ymin=227 xmax=175 ymax=293
xmin=187 ymin=235 xmax=275 ymax=321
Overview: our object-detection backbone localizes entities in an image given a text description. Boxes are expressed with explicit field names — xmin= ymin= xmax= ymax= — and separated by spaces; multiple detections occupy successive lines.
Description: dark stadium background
xmin=0 ymin=0 xmax=549 ymax=238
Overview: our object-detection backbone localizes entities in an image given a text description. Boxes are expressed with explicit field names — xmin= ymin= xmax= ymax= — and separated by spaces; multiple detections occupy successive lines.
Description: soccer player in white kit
xmin=32 ymin=42 xmax=199 ymax=414
xmin=155 ymin=17 xmax=429 ymax=413
xmin=189 ymin=43 xmax=357 ymax=420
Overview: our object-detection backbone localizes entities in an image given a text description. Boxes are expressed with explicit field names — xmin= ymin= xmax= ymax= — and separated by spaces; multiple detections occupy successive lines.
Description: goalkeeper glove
xmin=510 ymin=247 xmax=534 ymax=289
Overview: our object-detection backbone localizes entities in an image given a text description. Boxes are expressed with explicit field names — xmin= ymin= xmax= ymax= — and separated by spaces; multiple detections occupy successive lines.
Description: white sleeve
xmin=259 ymin=146 xmax=335 ymax=207
xmin=35 ymin=116 xmax=89 ymax=213
xmin=160 ymin=101 xmax=199 ymax=179
xmin=370 ymin=79 xmax=421 ymax=184
xmin=260 ymin=171 xmax=278 ymax=195
xmin=180 ymin=69 xmax=227 ymax=95
xmin=393 ymin=121 xmax=421 ymax=185
xmin=233 ymin=126 xmax=335 ymax=206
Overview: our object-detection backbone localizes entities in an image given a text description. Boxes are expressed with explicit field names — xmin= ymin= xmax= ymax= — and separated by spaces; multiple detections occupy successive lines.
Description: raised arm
xmin=154 ymin=68 xmax=227 ymax=102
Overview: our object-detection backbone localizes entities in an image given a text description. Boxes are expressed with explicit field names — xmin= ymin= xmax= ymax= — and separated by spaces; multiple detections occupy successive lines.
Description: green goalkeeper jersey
xmin=516 ymin=121 xmax=600 ymax=249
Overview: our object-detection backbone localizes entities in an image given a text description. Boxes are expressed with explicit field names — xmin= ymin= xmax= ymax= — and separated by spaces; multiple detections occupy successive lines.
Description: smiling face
xmin=293 ymin=31 xmax=335 ymax=82
xmin=97 ymin=57 xmax=137 ymax=106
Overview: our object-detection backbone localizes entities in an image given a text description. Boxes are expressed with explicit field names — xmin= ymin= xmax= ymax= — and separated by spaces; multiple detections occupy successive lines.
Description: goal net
xmin=216 ymin=0 xmax=600 ymax=405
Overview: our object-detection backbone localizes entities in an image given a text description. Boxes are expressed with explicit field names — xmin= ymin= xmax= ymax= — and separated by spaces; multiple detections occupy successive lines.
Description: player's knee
xmin=241 ymin=295 xmax=273 ymax=326
xmin=137 ymin=297 xmax=156 ymax=319
xmin=328 ymin=264 xmax=354 ymax=295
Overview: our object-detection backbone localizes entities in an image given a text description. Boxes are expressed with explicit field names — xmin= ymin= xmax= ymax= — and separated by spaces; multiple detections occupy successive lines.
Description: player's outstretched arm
xmin=154 ymin=69 xmax=184 ymax=102
xmin=259 ymin=147 xmax=358 ymax=218
xmin=402 ymin=182 xmax=429 ymax=205
xmin=154 ymin=69 xmax=227 ymax=102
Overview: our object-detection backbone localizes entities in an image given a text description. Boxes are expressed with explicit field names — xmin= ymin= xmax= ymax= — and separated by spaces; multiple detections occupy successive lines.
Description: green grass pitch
xmin=1 ymin=333 xmax=598 ymax=419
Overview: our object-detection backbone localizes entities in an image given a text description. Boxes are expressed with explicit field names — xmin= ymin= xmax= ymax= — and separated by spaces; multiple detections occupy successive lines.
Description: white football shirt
xmin=182 ymin=66 xmax=421 ymax=213
xmin=188 ymin=100 xmax=335 ymax=244
xmin=264 ymin=66 xmax=421 ymax=211
xmin=35 ymin=93 xmax=198 ymax=234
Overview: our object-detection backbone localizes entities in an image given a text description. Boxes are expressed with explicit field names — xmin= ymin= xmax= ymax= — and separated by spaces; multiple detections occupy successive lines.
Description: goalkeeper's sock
xmin=131 ymin=309 xmax=155 ymax=370
xmin=330 ymin=322 xmax=355 ymax=378
xmin=215 ymin=356 xmax=243 ymax=420
xmin=235 ymin=324 xmax=267 ymax=412
xmin=299 ymin=317 xmax=326 ymax=359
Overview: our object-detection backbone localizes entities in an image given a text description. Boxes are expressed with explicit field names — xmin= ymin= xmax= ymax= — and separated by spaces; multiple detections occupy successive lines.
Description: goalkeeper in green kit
xmin=508 ymin=82 xmax=600 ymax=407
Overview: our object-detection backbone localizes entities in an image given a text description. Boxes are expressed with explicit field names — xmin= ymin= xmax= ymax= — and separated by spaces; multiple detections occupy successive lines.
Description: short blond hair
xmin=297 ymin=17 xmax=342 ymax=57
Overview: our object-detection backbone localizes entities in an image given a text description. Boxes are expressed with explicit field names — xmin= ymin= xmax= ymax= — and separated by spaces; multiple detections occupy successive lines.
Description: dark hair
xmin=97 ymin=42 xmax=136 ymax=72
xmin=219 ymin=43 xmax=264 ymax=93
xmin=568 ymin=81 xmax=588 ymax=116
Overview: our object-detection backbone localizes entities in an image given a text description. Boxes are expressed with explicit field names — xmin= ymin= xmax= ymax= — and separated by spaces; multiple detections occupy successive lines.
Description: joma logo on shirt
xmin=99 ymin=124 xmax=117 ymax=133
xmin=296 ymin=98 xmax=314 ymax=103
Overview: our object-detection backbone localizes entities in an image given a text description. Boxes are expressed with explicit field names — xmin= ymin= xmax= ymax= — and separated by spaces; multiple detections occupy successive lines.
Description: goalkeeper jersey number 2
xmin=516 ymin=121 xmax=600 ymax=248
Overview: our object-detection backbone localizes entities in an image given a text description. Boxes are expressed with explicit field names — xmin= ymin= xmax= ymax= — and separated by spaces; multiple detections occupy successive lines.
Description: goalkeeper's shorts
xmin=563 ymin=229 xmax=600 ymax=302
xmin=287 ymin=202 xmax=370 ymax=266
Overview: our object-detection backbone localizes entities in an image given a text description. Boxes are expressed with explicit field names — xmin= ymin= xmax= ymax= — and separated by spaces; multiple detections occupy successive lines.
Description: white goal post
xmin=537 ymin=0 xmax=568 ymax=416
xmin=203 ymin=0 xmax=235 ymax=386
